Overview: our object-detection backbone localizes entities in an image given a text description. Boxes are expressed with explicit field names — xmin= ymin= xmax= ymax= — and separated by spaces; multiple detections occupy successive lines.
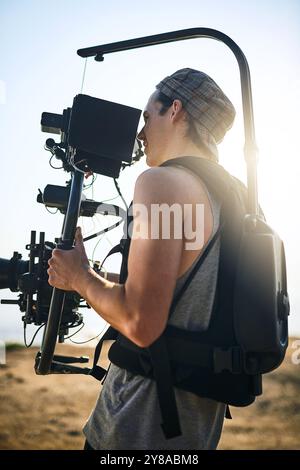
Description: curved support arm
xmin=78 ymin=27 xmax=259 ymax=216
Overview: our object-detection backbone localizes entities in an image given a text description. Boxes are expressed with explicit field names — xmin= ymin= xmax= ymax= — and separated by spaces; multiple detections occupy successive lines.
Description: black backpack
xmin=90 ymin=156 xmax=290 ymax=439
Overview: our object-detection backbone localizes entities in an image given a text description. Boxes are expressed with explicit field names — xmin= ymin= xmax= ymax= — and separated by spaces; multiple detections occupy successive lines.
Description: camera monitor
xmin=41 ymin=94 xmax=142 ymax=178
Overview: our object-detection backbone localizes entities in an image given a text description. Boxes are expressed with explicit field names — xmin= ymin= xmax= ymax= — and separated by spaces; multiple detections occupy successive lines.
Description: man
xmin=47 ymin=68 xmax=236 ymax=449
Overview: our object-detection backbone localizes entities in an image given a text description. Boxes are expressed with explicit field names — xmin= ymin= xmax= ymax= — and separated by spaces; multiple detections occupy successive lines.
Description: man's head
xmin=137 ymin=68 xmax=236 ymax=167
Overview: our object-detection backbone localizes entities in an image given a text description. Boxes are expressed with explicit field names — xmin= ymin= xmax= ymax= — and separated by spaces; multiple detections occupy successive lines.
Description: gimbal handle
xmin=36 ymin=170 xmax=84 ymax=375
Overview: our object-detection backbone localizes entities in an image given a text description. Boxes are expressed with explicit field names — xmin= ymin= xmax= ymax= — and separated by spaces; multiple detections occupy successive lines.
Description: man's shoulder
xmin=135 ymin=165 xmax=209 ymax=205
xmin=136 ymin=165 xmax=182 ymax=183
xmin=136 ymin=165 xmax=202 ymax=192
xmin=134 ymin=167 xmax=183 ymax=202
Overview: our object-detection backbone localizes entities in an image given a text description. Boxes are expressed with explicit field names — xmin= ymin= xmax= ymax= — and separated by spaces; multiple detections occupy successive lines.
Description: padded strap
xmin=148 ymin=337 xmax=182 ymax=439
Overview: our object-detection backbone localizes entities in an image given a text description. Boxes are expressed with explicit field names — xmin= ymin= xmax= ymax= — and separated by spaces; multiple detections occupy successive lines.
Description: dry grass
xmin=0 ymin=339 xmax=299 ymax=450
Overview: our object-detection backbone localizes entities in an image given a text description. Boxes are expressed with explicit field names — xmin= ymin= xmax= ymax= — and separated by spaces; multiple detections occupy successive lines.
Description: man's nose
xmin=137 ymin=127 xmax=145 ymax=141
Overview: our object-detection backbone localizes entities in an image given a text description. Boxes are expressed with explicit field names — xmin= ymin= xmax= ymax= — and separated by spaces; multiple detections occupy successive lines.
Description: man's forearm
xmin=74 ymin=268 xmax=135 ymax=339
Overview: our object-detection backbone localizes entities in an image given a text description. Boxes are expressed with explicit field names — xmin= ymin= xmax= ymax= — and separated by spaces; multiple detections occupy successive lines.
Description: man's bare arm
xmin=49 ymin=168 xmax=185 ymax=348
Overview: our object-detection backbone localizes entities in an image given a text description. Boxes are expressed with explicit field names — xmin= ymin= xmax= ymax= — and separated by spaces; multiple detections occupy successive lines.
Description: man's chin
xmin=145 ymin=150 xmax=159 ymax=167
xmin=145 ymin=153 xmax=152 ymax=166
xmin=146 ymin=156 xmax=155 ymax=167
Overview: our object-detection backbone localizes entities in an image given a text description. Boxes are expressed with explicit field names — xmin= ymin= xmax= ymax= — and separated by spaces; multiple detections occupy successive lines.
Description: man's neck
xmin=159 ymin=146 xmax=211 ymax=166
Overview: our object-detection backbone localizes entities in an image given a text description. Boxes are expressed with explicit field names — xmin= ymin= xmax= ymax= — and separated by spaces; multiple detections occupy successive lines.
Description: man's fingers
xmin=75 ymin=226 xmax=84 ymax=245
xmin=47 ymin=266 xmax=56 ymax=286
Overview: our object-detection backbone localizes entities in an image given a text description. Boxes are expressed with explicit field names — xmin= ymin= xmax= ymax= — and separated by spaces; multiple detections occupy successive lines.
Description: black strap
xmin=90 ymin=327 xmax=118 ymax=381
xmin=160 ymin=157 xmax=230 ymax=319
xmin=111 ymin=331 xmax=244 ymax=374
xmin=89 ymin=364 xmax=107 ymax=382
xmin=225 ymin=405 xmax=232 ymax=419
xmin=160 ymin=157 xmax=231 ymax=203
xmin=168 ymin=223 xmax=223 ymax=318
xmin=98 ymin=242 xmax=122 ymax=273
xmin=90 ymin=237 xmax=125 ymax=381
xmin=148 ymin=337 xmax=182 ymax=439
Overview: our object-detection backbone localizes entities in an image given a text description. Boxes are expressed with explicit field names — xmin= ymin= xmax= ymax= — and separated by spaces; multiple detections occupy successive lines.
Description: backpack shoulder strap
xmin=160 ymin=156 xmax=232 ymax=200
xmin=168 ymin=222 xmax=223 ymax=318
xmin=160 ymin=156 xmax=234 ymax=317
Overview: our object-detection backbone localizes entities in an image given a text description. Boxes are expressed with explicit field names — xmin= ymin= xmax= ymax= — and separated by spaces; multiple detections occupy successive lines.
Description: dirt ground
xmin=0 ymin=338 xmax=299 ymax=450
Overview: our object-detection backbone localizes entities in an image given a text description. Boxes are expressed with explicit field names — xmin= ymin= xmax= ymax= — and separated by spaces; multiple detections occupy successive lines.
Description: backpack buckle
xmin=213 ymin=347 xmax=242 ymax=374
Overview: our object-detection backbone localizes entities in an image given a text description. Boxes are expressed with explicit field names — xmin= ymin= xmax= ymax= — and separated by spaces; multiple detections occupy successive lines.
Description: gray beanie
xmin=156 ymin=68 xmax=236 ymax=160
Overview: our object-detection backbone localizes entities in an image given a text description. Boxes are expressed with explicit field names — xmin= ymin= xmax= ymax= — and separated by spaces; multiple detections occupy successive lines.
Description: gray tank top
xmin=83 ymin=169 xmax=225 ymax=450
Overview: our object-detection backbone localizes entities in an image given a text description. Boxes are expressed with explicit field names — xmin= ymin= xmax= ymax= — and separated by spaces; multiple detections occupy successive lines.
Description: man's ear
xmin=170 ymin=99 xmax=184 ymax=122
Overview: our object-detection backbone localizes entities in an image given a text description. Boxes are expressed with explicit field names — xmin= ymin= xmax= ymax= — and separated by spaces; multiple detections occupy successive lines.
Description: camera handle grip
xmin=35 ymin=170 xmax=84 ymax=375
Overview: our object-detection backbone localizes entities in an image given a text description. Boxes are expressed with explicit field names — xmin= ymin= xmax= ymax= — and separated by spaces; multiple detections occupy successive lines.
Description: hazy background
xmin=0 ymin=0 xmax=299 ymax=346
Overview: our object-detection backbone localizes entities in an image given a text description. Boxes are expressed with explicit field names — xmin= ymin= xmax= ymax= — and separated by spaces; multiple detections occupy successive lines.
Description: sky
xmin=0 ymin=0 xmax=299 ymax=345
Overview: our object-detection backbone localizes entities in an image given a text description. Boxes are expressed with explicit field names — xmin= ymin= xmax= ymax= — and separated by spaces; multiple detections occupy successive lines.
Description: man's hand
xmin=47 ymin=227 xmax=91 ymax=291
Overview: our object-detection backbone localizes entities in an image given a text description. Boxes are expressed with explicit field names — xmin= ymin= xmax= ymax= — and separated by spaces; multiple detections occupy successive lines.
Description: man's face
xmin=137 ymin=91 xmax=172 ymax=167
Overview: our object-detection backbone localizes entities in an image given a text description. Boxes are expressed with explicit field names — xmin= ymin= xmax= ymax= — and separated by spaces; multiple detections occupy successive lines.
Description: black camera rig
xmin=0 ymin=92 xmax=142 ymax=375
xmin=1 ymin=232 xmax=82 ymax=342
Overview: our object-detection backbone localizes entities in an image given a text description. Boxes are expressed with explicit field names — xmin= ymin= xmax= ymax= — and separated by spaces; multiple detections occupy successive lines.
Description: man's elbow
xmin=125 ymin=313 xmax=165 ymax=349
